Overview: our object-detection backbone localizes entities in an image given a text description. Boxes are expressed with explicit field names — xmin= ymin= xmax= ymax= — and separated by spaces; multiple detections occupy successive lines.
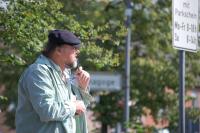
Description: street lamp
xmin=123 ymin=0 xmax=133 ymax=133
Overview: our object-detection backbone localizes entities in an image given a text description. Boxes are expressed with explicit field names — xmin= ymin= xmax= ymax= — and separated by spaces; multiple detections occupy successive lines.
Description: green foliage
xmin=61 ymin=0 xmax=200 ymax=132
xmin=0 ymin=0 xmax=122 ymax=129
xmin=0 ymin=0 xmax=121 ymax=129
xmin=134 ymin=122 xmax=145 ymax=133
xmin=0 ymin=95 xmax=8 ymax=108
xmin=92 ymin=92 xmax=123 ymax=126
xmin=186 ymin=108 xmax=200 ymax=123
xmin=131 ymin=57 xmax=178 ymax=114
xmin=1 ymin=0 xmax=200 ymax=132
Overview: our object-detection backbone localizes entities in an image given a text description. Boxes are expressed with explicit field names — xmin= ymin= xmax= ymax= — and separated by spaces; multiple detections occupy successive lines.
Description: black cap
xmin=48 ymin=29 xmax=81 ymax=48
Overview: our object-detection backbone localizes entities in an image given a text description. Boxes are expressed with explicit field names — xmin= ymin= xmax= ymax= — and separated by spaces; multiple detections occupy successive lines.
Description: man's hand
xmin=74 ymin=100 xmax=86 ymax=115
xmin=75 ymin=67 xmax=90 ymax=90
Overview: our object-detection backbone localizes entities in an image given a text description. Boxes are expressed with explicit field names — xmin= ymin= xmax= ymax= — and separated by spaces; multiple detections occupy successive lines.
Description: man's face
xmin=59 ymin=45 xmax=80 ymax=67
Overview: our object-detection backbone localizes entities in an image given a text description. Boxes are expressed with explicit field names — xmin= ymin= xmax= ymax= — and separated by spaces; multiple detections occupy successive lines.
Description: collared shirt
xmin=15 ymin=55 xmax=93 ymax=133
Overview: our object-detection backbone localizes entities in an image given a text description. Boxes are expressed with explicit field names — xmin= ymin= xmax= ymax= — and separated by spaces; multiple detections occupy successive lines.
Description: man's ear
xmin=55 ymin=47 xmax=62 ymax=55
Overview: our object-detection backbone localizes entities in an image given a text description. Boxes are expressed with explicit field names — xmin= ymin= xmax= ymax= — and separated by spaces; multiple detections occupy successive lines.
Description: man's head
xmin=42 ymin=30 xmax=81 ymax=69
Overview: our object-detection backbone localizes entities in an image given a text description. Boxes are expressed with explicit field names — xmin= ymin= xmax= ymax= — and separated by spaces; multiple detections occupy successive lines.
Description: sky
xmin=0 ymin=0 xmax=8 ymax=10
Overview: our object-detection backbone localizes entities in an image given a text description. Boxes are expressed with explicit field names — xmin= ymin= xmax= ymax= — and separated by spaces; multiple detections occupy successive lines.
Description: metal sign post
xmin=124 ymin=0 xmax=133 ymax=133
xmin=179 ymin=50 xmax=185 ymax=133
xmin=172 ymin=0 xmax=198 ymax=133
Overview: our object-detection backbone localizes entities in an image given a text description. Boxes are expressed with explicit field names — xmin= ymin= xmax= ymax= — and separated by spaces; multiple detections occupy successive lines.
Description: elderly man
xmin=15 ymin=30 xmax=92 ymax=133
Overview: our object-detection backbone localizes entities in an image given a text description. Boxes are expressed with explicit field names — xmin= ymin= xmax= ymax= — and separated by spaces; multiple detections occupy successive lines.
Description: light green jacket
xmin=15 ymin=55 xmax=92 ymax=133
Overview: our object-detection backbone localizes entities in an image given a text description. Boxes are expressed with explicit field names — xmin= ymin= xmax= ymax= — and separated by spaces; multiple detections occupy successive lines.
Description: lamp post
xmin=123 ymin=0 xmax=133 ymax=132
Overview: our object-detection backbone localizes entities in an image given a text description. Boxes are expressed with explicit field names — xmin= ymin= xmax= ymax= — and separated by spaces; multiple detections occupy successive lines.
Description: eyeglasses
xmin=63 ymin=45 xmax=80 ymax=53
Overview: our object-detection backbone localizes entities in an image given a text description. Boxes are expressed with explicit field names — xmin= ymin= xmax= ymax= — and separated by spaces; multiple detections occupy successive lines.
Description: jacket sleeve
xmin=71 ymin=84 xmax=93 ymax=107
xmin=25 ymin=65 xmax=76 ymax=122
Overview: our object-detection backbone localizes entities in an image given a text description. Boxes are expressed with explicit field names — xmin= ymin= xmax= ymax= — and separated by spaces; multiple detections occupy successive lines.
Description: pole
xmin=179 ymin=50 xmax=185 ymax=133
xmin=124 ymin=0 xmax=132 ymax=133
xmin=124 ymin=26 xmax=131 ymax=133
xmin=115 ymin=122 xmax=122 ymax=133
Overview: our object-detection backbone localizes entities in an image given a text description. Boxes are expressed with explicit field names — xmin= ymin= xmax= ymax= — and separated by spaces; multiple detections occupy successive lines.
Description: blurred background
xmin=0 ymin=0 xmax=200 ymax=133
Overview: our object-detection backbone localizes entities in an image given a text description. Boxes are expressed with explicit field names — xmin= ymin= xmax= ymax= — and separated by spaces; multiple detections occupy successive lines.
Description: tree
xmin=0 ymin=0 xmax=121 ymax=129
xmin=1 ymin=0 xmax=200 ymax=132
xmin=85 ymin=0 xmax=200 ymax=132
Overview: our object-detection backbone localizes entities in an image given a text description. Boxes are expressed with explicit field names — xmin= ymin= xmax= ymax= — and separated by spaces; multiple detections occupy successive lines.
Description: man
xmin=15 ymin=29 xmax=93 ymax=133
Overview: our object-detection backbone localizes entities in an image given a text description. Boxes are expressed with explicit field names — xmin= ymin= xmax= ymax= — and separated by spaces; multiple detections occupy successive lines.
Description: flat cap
xmin=48 ymin=29 xmax=81 ymax=48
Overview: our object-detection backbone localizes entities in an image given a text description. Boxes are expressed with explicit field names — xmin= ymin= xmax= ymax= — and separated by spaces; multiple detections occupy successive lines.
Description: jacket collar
xmin=35 ymin=54 xmax=62 ymax=73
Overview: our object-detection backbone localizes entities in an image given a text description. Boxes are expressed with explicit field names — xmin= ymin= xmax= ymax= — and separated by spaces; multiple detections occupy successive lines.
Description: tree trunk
xmin=101 ymin=123 xmax=108 ymax=133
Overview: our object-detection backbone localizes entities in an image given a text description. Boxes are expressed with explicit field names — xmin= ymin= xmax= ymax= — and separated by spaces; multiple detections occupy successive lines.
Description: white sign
xmin=173 ymin=0 xmax=199 ymax=52
xmin=89 ymin=72 xmax=122 ymax=91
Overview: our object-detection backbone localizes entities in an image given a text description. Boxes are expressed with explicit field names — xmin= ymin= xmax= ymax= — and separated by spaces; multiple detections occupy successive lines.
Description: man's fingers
xmin=78 ymin=66 xmax=83 ymax=70
xmin=75 ymin=100 xmax=86 ymax=115
xmin=75 ymin=68 xmax=90 ymax=90
xmin=75 ymin=66 xmax=83 ymax=75
xmin=85 ymin=77 xmax=90 ymax=83
xmin=82 ymin=74 xmax=90 ymax=82
xmin=77 ymin=70 xmax=89 ymax=80
xmin=77 ymin=66 xmax=83 ymax=74
xmin=72 ymin=95 xmax=76 ymax=101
